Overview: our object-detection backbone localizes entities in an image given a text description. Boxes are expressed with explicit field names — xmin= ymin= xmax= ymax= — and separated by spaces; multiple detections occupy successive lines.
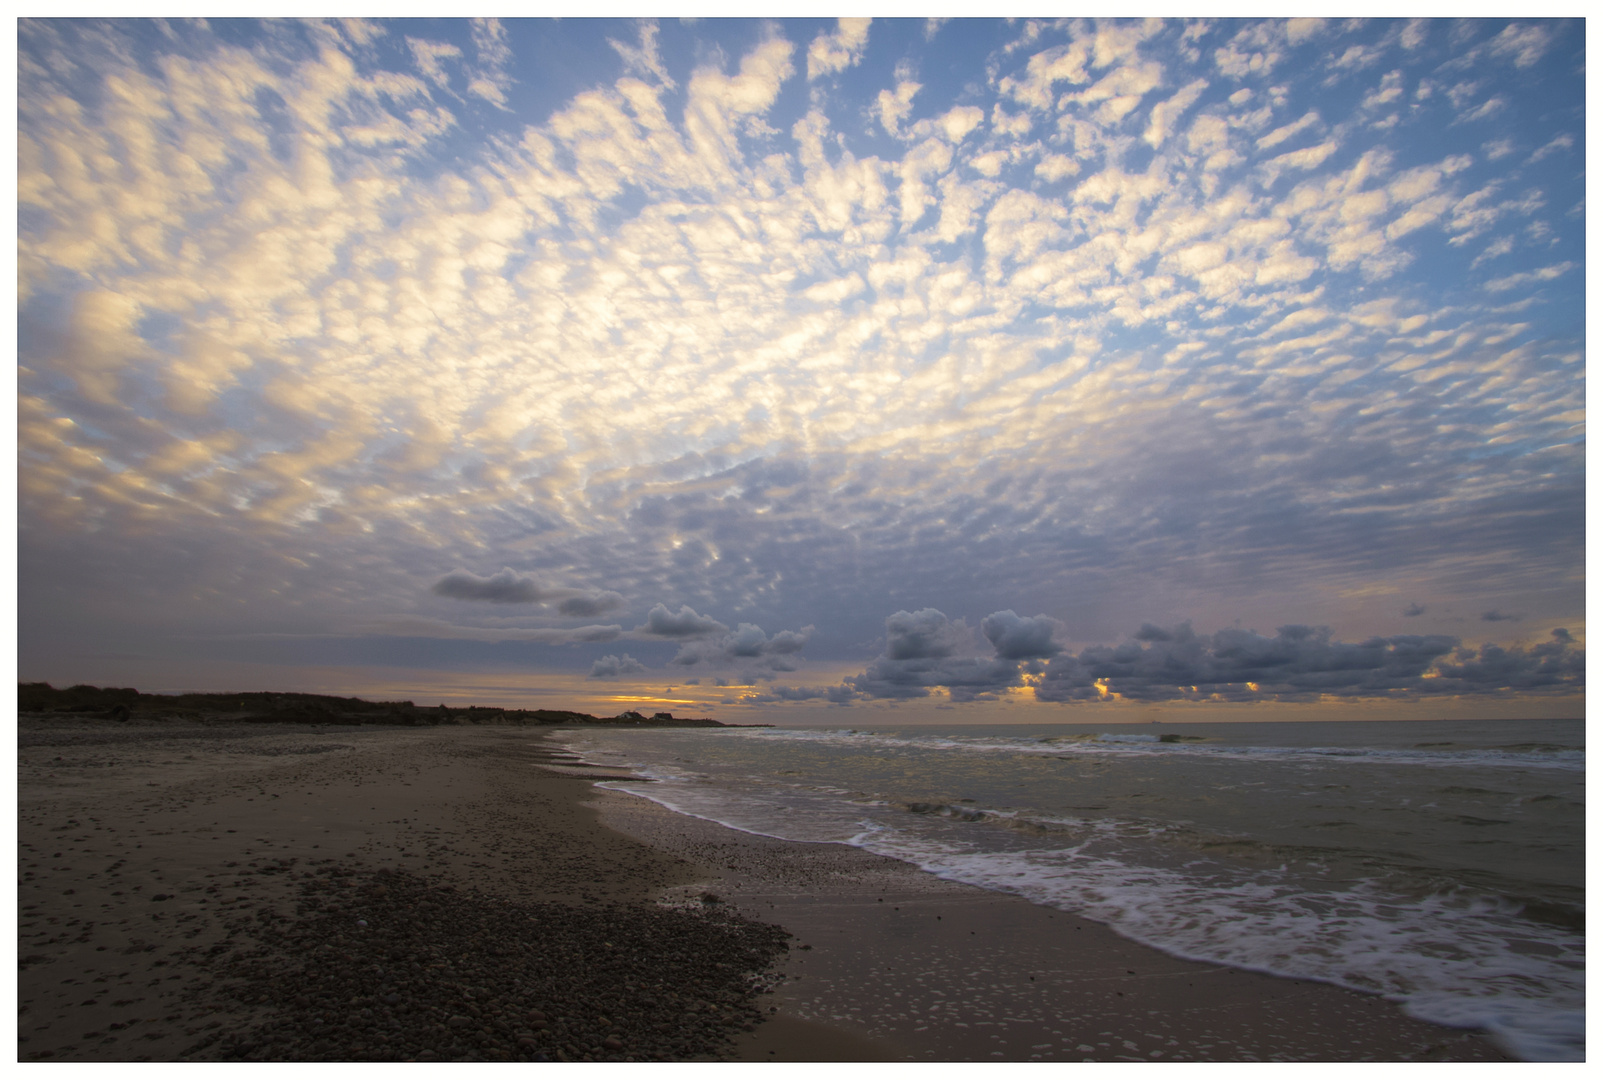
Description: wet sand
xmin=16 ymin=717 xmax=1511 ymax=1061
xmin=601 ymin=792 xmax=1513 ymax=1062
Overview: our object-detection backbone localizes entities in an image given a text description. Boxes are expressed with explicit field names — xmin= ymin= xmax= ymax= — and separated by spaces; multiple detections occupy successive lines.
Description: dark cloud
xmin=1034 ymin=622 xmax=1582 ymax=703
xmin=815 ymin=610 xmax=1585 ymax=707
xmin=848 ymin=653 xmax=1024 ymax=702
xmin=1430 ymin=628 xmax=1583 ymax=693
xmin=587 ymin=653 xmax=646 ymax=679
xmin=1403 ymin=603 xmax=1425 ymax=617
xmin=981 ymin=610 xmax=1064 ymax=659
xmin=557 ymin=591 xmax=626 ymax=617
xmin=432 ymin=568 xmax=544 ymax=603
xmin=431 ymin=569 xmax=623 ymax=616
xmin=564 ymin=624 xmax=624 ymax=643
xmin=885 ymin=608 xmax=969 ymax=660
xmin=842 ymin=609 xmax=1027 ymax=702
xmin=725 ymin=623 xmax=773 ymax=658
xmin=344 ymin=616 xmax=622 ymax=644
xmin=635 ymin=604 xmax=729 ymax=638
xmin=669 ymin=622 xmax=815 ymax=670
xmin=1481 ymin=610 xmax=1521 ymax=622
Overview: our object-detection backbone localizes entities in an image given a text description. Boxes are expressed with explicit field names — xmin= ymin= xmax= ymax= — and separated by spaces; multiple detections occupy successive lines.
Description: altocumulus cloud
xmin=13 ymin=19 xmax=1583 ymax=702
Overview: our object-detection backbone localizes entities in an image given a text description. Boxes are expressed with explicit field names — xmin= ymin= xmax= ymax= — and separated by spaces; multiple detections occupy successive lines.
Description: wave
xmin=603 ymin=770 xmax=1584 ymax=1061
xmin=560 ymin=727 xmax=1584 ymax=1061
xmin=734 ymin=726 xmax=1585 ymax=771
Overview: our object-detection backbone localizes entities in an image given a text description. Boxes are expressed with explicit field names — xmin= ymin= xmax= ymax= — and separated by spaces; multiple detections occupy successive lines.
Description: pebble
xmin=189 ymin=863 xmax=790 ymax=1062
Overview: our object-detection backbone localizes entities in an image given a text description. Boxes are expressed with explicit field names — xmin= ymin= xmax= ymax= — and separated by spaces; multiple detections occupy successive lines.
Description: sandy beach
xmin=17 ymin=714 xmax=1511 ymax=1062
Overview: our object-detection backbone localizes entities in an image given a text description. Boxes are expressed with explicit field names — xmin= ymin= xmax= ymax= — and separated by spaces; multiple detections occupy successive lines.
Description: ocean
xmin=555 ymin=719 xmax=1584 ymax=1062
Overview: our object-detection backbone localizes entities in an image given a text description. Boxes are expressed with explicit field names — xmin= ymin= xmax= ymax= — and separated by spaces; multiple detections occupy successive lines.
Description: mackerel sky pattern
xmin=17 ymin=18 xmax=1585 ymax=716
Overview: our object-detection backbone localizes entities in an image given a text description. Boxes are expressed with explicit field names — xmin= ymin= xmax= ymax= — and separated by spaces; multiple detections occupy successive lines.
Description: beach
xmin=17 ymin=714 xmax=1512 ymax=1062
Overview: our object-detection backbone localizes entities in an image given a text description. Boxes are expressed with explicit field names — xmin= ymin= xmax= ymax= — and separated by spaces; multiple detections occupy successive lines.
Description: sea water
xmin=556 ymin=719 xmax=1584 ymax=1061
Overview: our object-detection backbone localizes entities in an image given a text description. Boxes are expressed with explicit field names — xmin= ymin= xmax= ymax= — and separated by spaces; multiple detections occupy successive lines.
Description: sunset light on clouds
xmin=16 ymin=17 xmax=1584 ymax=719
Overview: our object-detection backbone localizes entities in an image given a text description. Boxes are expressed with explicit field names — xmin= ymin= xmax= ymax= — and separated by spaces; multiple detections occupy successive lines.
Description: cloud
xmin=1458 ymin=96 xmax=1508 ymax=123
xmin=407 ymin=36 xmax=462 ymax=89
xmin=1528 ymin=133 xmax=1574 ymax=164
xmin=1257 ymin=110 xmax=1320 ymax=150
xmin=980 ymin=610 xmax=1064 ymax=659
xmin=1480 ymin=610 xmax=1520 ymax=622
xmin=669 ymin=622 xmax=814 ymax=670
xmin=465 ymin=17 xmax=514 ymax=107
xmin=557 ymin=593 xmax=628 ymax=618
xmin=1143 ymin=78 xmax=1208 ymax=148
xmin=588 ymin=653 xmax=647 ymax=679
xmin=738 ymin=609 xmax=1584 ymax=708
xmin=1433 ymin=629 xmax=1583 ymax=693
xmin=635 ymin=604 xmax=729 ymax=638
xmin=885 ymin=608 xmax=968 ymax=659
xmin=1034 ymin=622 xmax=1582 ymax=702
xmin=1402 ymin=603 xmax=1425 ymax=617
xmin=1000 ymin=39 xmax=1091 ymax=110
xmin=1486 ymin=23 xmax=1553 ymax=68
xmin=1484 ymin=262 xmax=1576 ymax=292
xmin=13 ymin=20 xmax=1583 ymax=702
xmin=432 ymin=568 xmax=544 ymax=603
xmin=1214 ymin=22 xmax=1288 ymax=79
xmin=847 ymin=653 xmax=1024 ymax=702
xmin=343 ymin=615 xmax=622 ymax=644
xmin=841 ymin=609 xmax=1032 ymax=702
xmin=741 ymin=683 xmax=858 ymax=704
xmin=807 ymin=18 xmax=871 ymax=81
xmin=938 ymin=105 xmax=984 ymax=144
xmin=431 ymin=569 xmax=624 ymax=615
xmin=876 ymin=74 xmax=920 ymax=137
xmin=608 ymin=19 xmax=675 ymax=89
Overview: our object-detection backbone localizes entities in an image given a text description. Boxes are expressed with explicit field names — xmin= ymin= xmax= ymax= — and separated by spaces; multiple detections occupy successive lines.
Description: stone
xmin=188 ymin=862 xmax=789 ymax=1062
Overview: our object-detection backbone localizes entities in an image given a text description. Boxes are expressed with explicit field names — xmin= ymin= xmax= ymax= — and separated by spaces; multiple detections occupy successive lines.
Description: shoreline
xmin=17 ymin=716 xmax=1512 ymax=1061
xmin=590 ymin=782 xmax=1514 ymax=1063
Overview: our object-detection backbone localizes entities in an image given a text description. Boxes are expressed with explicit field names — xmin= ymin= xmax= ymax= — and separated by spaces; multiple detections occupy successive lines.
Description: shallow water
xmin=558 ymin=718 xmax=1584 ymax=1061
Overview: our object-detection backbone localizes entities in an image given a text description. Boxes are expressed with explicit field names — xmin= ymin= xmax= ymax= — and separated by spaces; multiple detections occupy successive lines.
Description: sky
xmin=15 ymin=17 xmax=1586 ymax=721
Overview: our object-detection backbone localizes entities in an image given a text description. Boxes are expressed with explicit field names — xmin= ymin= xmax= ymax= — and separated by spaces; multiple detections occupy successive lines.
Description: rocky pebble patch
xmin=182 ymin=863 xmax=791 ymax=1061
